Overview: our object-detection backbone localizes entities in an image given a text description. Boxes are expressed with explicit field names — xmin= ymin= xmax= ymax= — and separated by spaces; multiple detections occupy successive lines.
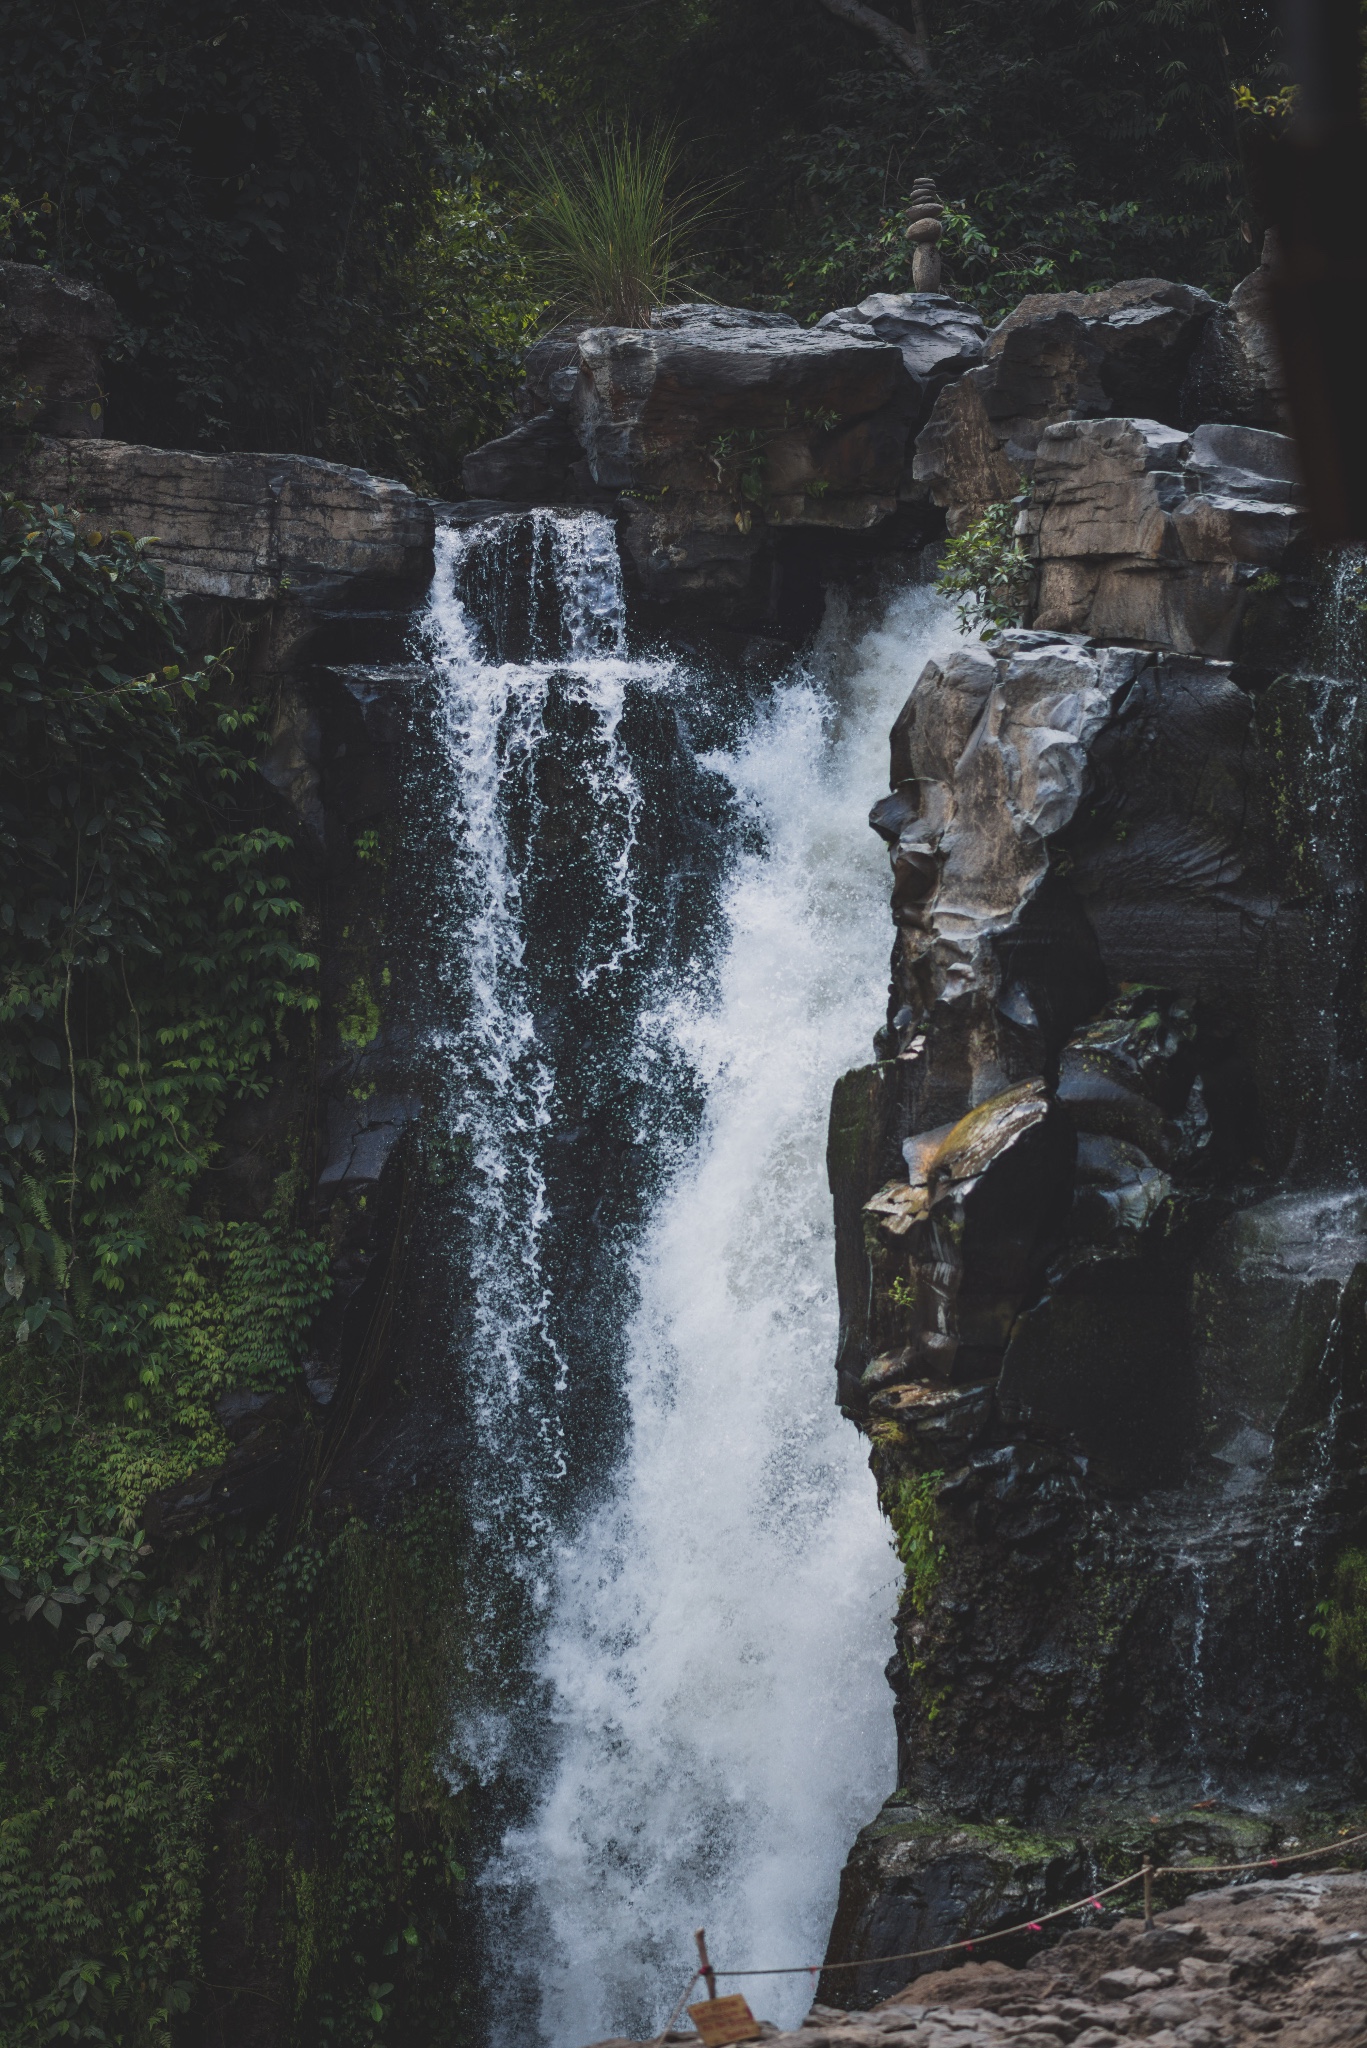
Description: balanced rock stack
xmin=903 ymin=177 xmax=945 ymax=291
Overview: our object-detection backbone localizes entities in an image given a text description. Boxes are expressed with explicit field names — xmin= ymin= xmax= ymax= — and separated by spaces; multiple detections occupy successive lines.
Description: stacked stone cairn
xmin=904 ymin=177 xmax=945 ymax=291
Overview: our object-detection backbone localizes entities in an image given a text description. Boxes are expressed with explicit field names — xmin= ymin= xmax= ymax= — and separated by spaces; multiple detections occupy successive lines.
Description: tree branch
xmin=814 ymin=0 xmax=932 ymax=77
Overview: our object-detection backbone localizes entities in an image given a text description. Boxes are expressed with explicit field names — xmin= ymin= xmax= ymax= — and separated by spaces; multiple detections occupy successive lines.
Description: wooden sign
xmin=686 ymin=1993 xmax=761 ymax=2046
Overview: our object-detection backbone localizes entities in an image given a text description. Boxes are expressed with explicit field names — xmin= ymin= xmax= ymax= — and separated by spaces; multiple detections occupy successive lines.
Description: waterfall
xmin=416 ymin=513 xmax=963 ymax=2046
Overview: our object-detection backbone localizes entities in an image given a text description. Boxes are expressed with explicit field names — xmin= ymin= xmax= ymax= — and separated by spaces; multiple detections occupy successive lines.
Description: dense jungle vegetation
xmin=0 ymin=3 xmax=1296 ymax=2043
xmin=0 ymin=0 xmax=1286 ymax=495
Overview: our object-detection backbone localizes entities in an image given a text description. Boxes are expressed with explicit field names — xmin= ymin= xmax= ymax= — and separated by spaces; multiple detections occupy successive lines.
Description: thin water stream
xmin=413 ymin=514 xmax=963 ymax=2044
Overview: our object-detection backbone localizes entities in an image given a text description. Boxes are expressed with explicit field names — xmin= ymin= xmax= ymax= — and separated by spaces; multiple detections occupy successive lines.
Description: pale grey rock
xmin=913 ymin=280 xmax=1216 ymax=531
xmin=887 ymin=631 xmax=1142 ymax=1028
xmin=19 ymin=436 xmax=433 ymax=604
xmin=815 ymin=293 xmax=986 ymax=418
xmin=1023 ymin=415 xmax=1306 ymax=656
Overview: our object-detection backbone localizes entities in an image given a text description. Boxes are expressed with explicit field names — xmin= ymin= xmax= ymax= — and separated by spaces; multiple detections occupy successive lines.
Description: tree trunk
xmin=814 ymin=0 xmax=932 ymax=77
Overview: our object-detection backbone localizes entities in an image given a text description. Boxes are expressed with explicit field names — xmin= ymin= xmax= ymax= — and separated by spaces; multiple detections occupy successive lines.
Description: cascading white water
xmin=418 ymin=514 xmax=964 ymax=2046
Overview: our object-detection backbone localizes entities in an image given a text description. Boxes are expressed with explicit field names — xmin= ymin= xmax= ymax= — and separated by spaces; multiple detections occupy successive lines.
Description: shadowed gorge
xmin=3 ymin=8 xmax=1367 ymax=2046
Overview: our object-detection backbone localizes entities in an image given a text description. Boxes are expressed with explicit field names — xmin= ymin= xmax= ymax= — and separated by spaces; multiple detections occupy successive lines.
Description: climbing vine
xmin=0 ymin=496 xmax=469 ymax=2045
xmin=1313 ymin=1547 xmax=1367 ymax=1709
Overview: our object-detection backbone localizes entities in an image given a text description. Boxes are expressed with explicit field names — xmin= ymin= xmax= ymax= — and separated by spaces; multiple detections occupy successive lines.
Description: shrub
xmin=935 ymin=495 xmax=1036 ymax=634
xmin=516 ymin=125 xmax=719 ymax=328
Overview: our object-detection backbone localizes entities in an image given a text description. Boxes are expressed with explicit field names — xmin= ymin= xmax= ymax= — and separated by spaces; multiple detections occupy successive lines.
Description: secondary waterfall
xmin=416 ymin=512 xmax=963 ymax=2046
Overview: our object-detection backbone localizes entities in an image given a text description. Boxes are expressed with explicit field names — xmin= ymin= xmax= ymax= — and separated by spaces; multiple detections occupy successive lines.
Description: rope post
xmin=1142 ymin=1857 xmax=1155 ymax=1933
xmin=695 ymin=1928 xmax=718 ymax=2004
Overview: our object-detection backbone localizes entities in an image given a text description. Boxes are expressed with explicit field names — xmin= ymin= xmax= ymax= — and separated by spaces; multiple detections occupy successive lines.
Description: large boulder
xmin=461 ymin=298 xmax=988 ymax=609
xmin=913 ymin=279 xmax=1217 ymax=530
xmin=460 ymin=411 xmax=581 ymax=502
xmin=1021 ymin=417 xmax=1307 ymax=656
xmin=569 ymin=303 xmax=906 ymax=510
xmin=0 ymin=261 xmax=116 ymax=440
xmin=873 ymin=630 xmax=1143 ymax=1131
xmin=813 ymin=291 xmax=986 ymax=431
xmin=20 ymin=437 xmax=433 ymax=606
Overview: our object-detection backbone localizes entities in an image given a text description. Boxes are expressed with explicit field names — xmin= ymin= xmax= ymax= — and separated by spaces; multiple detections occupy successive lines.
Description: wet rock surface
xmin=590 ymin=1877 xmax=1367 ymax=2046
xmin=824 ymin=465 xmax=1367 ymax=1971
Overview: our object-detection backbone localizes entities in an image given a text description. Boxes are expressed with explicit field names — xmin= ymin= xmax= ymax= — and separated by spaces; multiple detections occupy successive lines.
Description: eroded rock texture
xmin=460 ymin=266 xmax=1285 ymax=641
xmin=461 ymin=296 xmax=984 ymax=618
xmin=22 ymin=436 xmax=432 ymax=606
xmin=589 ymin=1876 xmax=1367 ymax=2048
xmin=1022 ymin=420 xmax=1306 ymax=656
xmin=812 ymin=1875 xmax=1367 ymax=2043
xmin=912 ymin=282 xmax=1218 ymax=532
xmin=824 ymin=412 xmax=1367 ymax=1991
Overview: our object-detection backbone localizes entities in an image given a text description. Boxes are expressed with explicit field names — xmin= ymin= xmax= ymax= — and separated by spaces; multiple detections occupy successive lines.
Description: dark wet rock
xmin=461 ymin=409 xmax=581 ymax=500
xmin=825 ymin=532 xmax=1367 ymax=1976
xmin=318 ymin=1092 xmax=421 ymax=1191
xmin=861 ymin=1082 xmax=1074 ymax=1395
xmin=569 ymin=305 xmax=904 ymax=510
xmin=1191 ymin=1191 xmax=1367 ymax=1483
xmin=1181 ymin=244 xmax=1288 ymax=433
xmin=1021 ymin=417 xmax=1306 ymax=657
xmin=913 ymin=281 xmax=1217 ymax=530
xmin=0 ymin=259 xmax=115 ymax=437
xmin=818 ymin=1811 xmax=1084 ymax=2009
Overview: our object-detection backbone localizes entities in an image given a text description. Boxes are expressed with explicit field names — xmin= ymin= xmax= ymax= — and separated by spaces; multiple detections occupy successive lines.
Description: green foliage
xmin=320 ymin=183 xmax=545 ymax=497
xmin=0 ymin=1502 xmax=473 ymax=2048
xmin=0 ymin=495 xmax=319 ymax=1514
xmin=935 ymin=496 xmax=1035 ymax=633
xmin=0 ymin=494 xmax=413 ymax=2042
xmin=886 ymin=1471 xmax=945 ymax=1615
xmin=0 ymin=0 xmax=531 ymax=483
xmin=505 ymin=0 xmax=1285 ymax=320
xmin=516 ymin=124 xmax=719 ymax=328
xmin=1312 ymin=1547 xmax=1367 ymax=1707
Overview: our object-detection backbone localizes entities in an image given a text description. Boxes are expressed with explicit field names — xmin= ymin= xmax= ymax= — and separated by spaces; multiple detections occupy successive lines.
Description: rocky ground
xmin=598 ymin=1875 xmax=1367 ymax=2048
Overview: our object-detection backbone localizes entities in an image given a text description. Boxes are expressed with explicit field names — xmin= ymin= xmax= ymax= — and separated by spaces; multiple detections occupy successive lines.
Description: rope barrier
xmin=704 ymin=1827 xmax=1367 ymax=1983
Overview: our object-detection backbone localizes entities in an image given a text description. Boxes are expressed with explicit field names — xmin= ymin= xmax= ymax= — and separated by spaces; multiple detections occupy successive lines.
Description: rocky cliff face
xmin=12 ymin=244 xmax=1358 ymax=2038
xmin=819 ymin=272 xmax=1367 ymax=2002
xmin=7 ymin=321 xmax=439 ymax=1529
xmin=460 ymin=270 xmax=1286 ymax=644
